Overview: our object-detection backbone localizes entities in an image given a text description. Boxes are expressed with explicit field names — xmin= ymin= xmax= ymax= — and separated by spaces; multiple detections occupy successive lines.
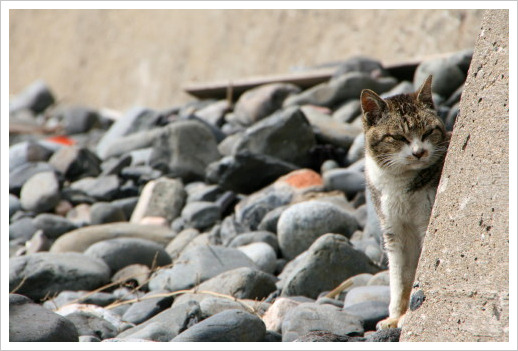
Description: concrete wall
xmin=401 ymin=9 xmax=509 ymax=342
xmin=9 ymin=9 xmax=483 ymax=110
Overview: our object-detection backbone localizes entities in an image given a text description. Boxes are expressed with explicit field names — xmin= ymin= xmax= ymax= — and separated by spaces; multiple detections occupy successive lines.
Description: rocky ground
xmin=8 ymin=51 xmax=471 ymax=342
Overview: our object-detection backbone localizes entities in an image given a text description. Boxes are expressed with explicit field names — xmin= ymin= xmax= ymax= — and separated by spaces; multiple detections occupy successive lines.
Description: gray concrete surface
xmin=9 ymin=9 xmax=483 ymax=110
xmin=400 ymin=9 xmax=509 ymax=342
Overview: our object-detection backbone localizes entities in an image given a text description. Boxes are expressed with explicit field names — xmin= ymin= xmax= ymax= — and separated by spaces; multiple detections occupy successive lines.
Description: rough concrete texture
xmin=9 ymin=9 xmax=483 ymax=110
xmin=401 ymin=10 xmax=509 ymax=342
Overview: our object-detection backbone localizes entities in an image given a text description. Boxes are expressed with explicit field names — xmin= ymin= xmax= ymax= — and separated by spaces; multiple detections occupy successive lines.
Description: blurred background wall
xmin=9 ymin=9 xmax=484 ymax=111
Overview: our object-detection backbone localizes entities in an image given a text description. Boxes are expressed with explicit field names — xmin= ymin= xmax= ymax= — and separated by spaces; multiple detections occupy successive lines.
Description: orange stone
xmin=277 ymin=169 xmax=323 ymax=189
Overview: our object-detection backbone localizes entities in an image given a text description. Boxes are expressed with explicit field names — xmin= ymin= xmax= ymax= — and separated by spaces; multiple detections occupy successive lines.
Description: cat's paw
xmin=376 ymin=317 xmax=400 ymax=330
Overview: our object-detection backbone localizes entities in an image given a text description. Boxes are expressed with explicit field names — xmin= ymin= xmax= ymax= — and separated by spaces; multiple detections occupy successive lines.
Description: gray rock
xmin=181 ymin=201 xmax=220 ymax=230
xmin=301 ymin=105 xmax=361 ymax=149
xmin=320 ymin=159 xmax=340 ymax=173
xmin=365 ymin=328 xmax=401 ymax=342
xmin=50 ymin=222 xmax=174 ymax=253
xmin=219 ymin=214 xmax=249 ymax=245
xmin=333 ymin=99 xmax=362 ymax=123
xmin=32 ymin=213 xmax=78 ymax=239
xmin=331 ymin=56 xmax=386 ymax=78
xmin=116 ymin=300 xmax=201 ymax=341
xmin=110 ymin=197 xmax=139 ymax=220
xmin=294 ymin=330 xmax=366 ymax=342
xmin=414 ymin=51 xmax=470 ymax=98
xmin=60 ymin=188 xmax=96 ymax=206
xmin=284 ymin=72 xmax=397 ymax=108
xmin=149 ymin=120 xmax=221 ymax=182
xmin=344 ymin=301 xmax=389 ymax=331
xmin=235 ymin=189 xmax=292 ymax=232
xmin=206 ymin=151 xmax=298 ymax=194
xmin=323 ymin=167 xmax=366 ymax=199
xmin=9 ymin=80 xmax=55 ymax=113
xmin=446 ymin=102 xmax=460 ymax=131
xmin=281 ymin=234 xmax=380 ymax=299
xmin=48 ymin=146 xmax=101 ymax=181
xmin=410 ymin=289 xmax=426 ymax=311
xmin=58 ymin=106 xmax=100 ymax=134
xmin=316 ymin=296 xmax=344 ymax=308
xmin=346 ymin=133 xmax=366 ymax=165
xmin=126 ymin=147 xmax=155 ymax=166
xmin=368 ymin=270 xmax=390 ymax=286
xmin=24 ymin=230 xmax=51 ymax=254
xmin=80 ymin=335 xmax=101 ymax=342
xmin=100 ymin=155 xmax=132 ymax=176
xmin=444 ymin=83 xmax=465 ymax=107
xmin=228 ymin=231 xmax=279 ymax=253
xmin=218 ymin=132 xmax=244 ymax=156
xmin=84 ymin=237 xmax=172 ymax=274
xmin=171 ymin=309 xmax=266 ymax=342
xmin=9 ymin=294 xmax=78 ymax=341
xmin=122 ymin=290 xmax=174 ymax=325
xmin=257 ymin=206 xmax=287 ymax=234
xmin=352 ymin=239 xmax=384 ymax=265
xmin=343 ymin=285 xmax=391 ymax=308
xmin=111 ymin=264 xmax=151 ymax=289
xmin=165 ymin=228 xmax=200 ymax=259
xmin=325 ymin=272 xmax=375 ymax=298
xmin=182 ymin=233 xmax=217 ymax=250
xmin=120 ymin=165 xmax=163 ymax=182
xmin=65 ymin=203 xmax=92 ymax=227
xmin=186 ymin=183 xmax=225 ymax=203
xmin=9 ymin=194 xmax=21 ymax=218
xmin=261 ymin=296 xmax=314 ymax=333
xmin=20 ymin=171 xmax=61 ymax=213
xmin=9 ymin=161 xmax=56 ymax=195
xmin=103 ymin=127 xmax=167 ymax=161
xmin=43 ymin=290 xmax=117 ymax=310
xmin=9 ymin=252 xmax=110 ymax=300
xmin=381 ymin=80 xmax=415 ymax=98
xmin=65 ymin=311 xmax=118 ymax=340
xmin=9 ymin=141 xmax=56 ymax=173
xmin=198 ymin=296 xmax=252 ymax=319
xmin=69 ymin=175 xmax=120 ymax=201
xmin=129 ymin=177 xmax=186 ymax=224
xmin=281 ymin=302 xmax=364 ymax=342
xmin=96 ymin=107 xmax=157 ymax=159
xmin=237 ymin=242 xmax=277 ymax=274
xmin=9 ymin=217 xmax=38 ymax=243
xmin=277 ymin=201 xmax=359 ymax=259
xmin=148 ymin=245 xmax=257 ymax=292
xmin=233 ymin=83 xmax=301 ymax=126
xmin=354 ymin=204 xmax=368 ymax=229
xmin=194 ymin=99 xmax=229 ymax=127
xmin=196 ymin=266 xmax=277 ymax=300
xmin=90 ymin=202 xmax=127 ymax=225
xmin=233 ymin=106 xmax=315 ymax=166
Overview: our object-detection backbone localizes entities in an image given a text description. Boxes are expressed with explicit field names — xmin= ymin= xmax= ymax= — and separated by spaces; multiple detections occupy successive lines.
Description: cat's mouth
xmin=404 ymin=157 xmax=431 ymax=170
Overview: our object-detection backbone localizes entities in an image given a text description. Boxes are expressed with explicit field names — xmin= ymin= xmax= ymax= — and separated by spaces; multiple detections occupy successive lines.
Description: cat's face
xmin=361 ymin=76 xmax=448 ymax=172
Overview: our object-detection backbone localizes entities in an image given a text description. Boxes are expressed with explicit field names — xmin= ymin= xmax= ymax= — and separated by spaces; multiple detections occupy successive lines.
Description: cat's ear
xmin=361 ymin=89 xmax=387 ymax=127
xmin=416 ymin=75 xmax=434 ymax=109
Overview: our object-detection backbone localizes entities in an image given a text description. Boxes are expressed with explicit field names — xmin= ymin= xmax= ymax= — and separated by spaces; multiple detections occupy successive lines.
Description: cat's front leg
xmin=377 ymin=231 xmax=422 ymax=330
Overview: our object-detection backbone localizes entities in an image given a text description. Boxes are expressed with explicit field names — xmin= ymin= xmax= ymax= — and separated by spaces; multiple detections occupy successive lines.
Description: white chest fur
xmin=365 ymin=155 xmax=435 ymax=237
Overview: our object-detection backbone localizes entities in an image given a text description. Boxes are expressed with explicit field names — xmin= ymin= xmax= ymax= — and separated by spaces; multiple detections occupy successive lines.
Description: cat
xmin=360 ymin=75 xmax=449 ymax=329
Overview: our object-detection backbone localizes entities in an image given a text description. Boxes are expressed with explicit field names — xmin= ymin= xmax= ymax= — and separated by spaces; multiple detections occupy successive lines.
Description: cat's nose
xmin=412 ymin=149 xmax=426 ymax=159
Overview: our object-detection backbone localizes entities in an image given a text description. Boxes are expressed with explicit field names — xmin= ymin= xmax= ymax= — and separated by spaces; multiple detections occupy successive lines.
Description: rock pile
xmin=8 ymin=51 xmax=471 ymax=342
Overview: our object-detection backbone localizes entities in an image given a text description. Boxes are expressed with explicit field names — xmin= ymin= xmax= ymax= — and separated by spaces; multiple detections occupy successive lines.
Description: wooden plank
xmin=182 ymin=52 xmax=466 ymax=100
xmin=183 ymin=67 xmax=336 ymax=100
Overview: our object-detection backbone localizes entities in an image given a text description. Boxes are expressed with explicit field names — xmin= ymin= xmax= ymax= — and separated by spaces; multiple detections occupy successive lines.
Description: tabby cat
xmin=360 ymin=75 xmax=449 ymax=329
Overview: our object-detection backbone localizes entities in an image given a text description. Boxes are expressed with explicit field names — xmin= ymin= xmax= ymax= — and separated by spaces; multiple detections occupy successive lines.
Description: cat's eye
xmin=421 ymin=128 xmax=436 ymax=141
xmin=390 ymin=134 xmax=410 ymax=143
